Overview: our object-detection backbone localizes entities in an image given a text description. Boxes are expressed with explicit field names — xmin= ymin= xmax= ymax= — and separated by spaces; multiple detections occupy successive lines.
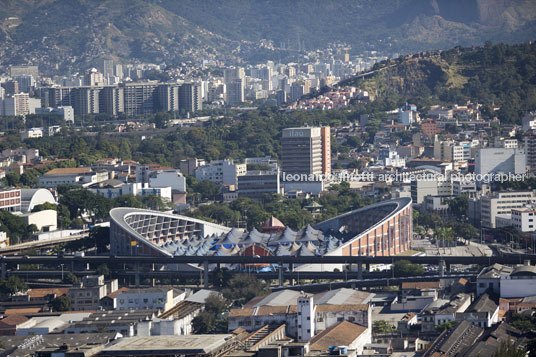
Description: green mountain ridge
xmin=342 ymin=42 xmax=536 ymax=124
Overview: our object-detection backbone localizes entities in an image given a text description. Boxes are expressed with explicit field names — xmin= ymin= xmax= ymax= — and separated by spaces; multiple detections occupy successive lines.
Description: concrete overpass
xmin=1 ymin=253 xmax=532 ymax=287
xmin=0 ymin=233 xmax=89 ymax=255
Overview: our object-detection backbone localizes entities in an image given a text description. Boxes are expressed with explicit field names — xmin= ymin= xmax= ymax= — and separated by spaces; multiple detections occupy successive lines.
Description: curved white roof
xmin=20 ymin=188 xmax=56 ymax=212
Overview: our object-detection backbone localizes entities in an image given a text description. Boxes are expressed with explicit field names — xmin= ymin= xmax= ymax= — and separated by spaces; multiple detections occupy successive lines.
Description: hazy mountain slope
xmin=0 ymin=0 xmax=535 ymax=73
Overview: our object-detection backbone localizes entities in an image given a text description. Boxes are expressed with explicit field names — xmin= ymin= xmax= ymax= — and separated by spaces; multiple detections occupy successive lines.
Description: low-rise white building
xmin=88 ymin=180 xmax=172 ymax=202
xmin=37 ymin=168 xmax=106 ymax=189
xmin=481 ymin=191 xmax=536 ymax=228
xmin=115 ymin=287 xmax=185 ymax=312
xmin=228 ymin=288 xmax=373 ymax=341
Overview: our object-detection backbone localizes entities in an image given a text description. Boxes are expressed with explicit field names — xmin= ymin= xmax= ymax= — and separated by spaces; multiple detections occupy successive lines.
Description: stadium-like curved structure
xmin=109 ymin=207 xmax=231 ymax=256
xmin=109 ymin=197 xmax=412 ymax=257
xmin=313 ymin=197 xmax=412 ymax=257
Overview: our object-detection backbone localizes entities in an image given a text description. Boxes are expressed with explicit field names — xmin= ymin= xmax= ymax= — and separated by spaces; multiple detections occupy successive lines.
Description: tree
xmin=372 ymin=320 xmax=394 ymax=333
xmin=96 ymin=264 xmax=110 ymax=278
xmin=63 ymin=272 xmax=79 ymax=284
xmin=192 ymin=311 xmax=216 ymax=333
xmin=393 ymin=260 xmax=425 ymax=277
xmin=435 ymin=226 xmax=454 ymax=251
xmin=446 ymin=195 xmax=469 ymax=218
xmin=493 ymin=341 xmax=526 ymax=357
xmin=32 ymin=202 xmax=57 ymax=212
xmin=222 ymin=274 xmax=270 ymax=306
xmin=436 ymin=321 xmax=453 ymax=331
xmin=154 ymin=112 xmax=170 ymax=129
xmin=111 ymin=195 xmax=144 ymax=209
xmin=205 ymin=293 xmax=230 ymax=315
xmin=0 ymin=276 xmax=27 ymax=295
xmin=89 ymin=227 xmax=110 ymax=253
xmin=50 ymin=296 xmax=71 ymax=312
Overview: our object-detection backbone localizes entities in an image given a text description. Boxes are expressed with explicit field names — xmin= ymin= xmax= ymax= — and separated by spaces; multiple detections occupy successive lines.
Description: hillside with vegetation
xmin=344 ymin=41 xmax=536 ymax=124
xmin=1 ymin=0 xmax=536 ymax=73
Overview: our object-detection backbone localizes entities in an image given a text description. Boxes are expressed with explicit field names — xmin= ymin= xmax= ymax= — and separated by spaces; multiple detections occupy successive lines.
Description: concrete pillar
xmin=446 ymin=263 xmax=451 ymax=273
xmin=151 ymin=264 xmax=156 ymax=287
xmin=358 ymin=264 xmax=363 ymax=280
xmin=203 ymin=260 xmax=209 ymax=288
xmin=278 ymin=263 xmax=284 ymax=287
xmin=70 ymin=261 xmax=74 ymax=272
xmin=135 ymin=262 xmax=140 ymax=287
xmin=1 ymin=262 xmax=6 ymax=280
xmin=366 ymin=263 xmax=370 ymax=272
xmin=439 ymin=260 xmax=445 ymax=277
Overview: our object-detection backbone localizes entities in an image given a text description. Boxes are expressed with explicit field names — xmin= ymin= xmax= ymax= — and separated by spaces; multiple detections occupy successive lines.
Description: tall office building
xmin=9 ymin=65 xmax=39 ymax=78
xmin=1 ymin=81 xmax=19 ymax=97
xmin=290 ymin=80 xmax=310 ymax=102
xmin=71 ymin=87 xmax=100 ymax=115
xmin=524 ymin=129 xmax=536 ymax=173
xmin=99 ymin=86 xmax=124 ymax=115
xmin=179 ymin=83 xmax=202 ymax=113
xmin=114 ymin=64 xmax=124 ymax=80
xmin=281 ymin=126 xmax=331 ymax=178
xmin=224 ymin=68 xmax=245 ymax=105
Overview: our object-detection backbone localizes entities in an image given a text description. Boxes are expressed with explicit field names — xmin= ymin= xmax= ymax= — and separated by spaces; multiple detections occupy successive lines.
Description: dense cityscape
xmin=0 ymin=1 xmax=535 ymax=356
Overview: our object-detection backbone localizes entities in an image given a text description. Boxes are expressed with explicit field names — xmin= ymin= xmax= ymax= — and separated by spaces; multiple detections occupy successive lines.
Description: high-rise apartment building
xmin=99 ymin=86 xmax=124 ymax=115
xmin=102 ymin=59 xmax=115 ymax=82
xmin=71 ymin=87 xmax=100 ymax=115
xmin=1 ymin=93 xmax=28 ymax=116
xmin=156 ymin=84 xmax=179 ymax=113
xmin=281 ymin=126 xmax=331 ymax=178
xmin=178 ymin=83 xmax=202 ymax=113
xmin=83 ymin=69 xmax=105 ymax=87
xmin=224 ymin=68 xmax=245 ymax=105
xmin=121 ymin=83 xmax=158 ymax=116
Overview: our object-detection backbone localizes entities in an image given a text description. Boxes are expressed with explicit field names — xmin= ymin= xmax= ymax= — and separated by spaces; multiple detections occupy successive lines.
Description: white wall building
xmin=195 ymin=160 xmax=246 ymax=187
xmin=475 ymin=148 xmax=526 ymax=178
xmin=410 ymin=178 xmax=452 ymax=204
xmin=148 ymin=170 xmax=186 ymax=192
xmin=297 ymin=295 xmax=315 ymax=342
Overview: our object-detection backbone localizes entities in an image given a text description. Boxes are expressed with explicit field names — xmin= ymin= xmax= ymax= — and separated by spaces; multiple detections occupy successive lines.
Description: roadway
xmin=1 ymin=253 xmax=532 ymax=266
xmin=0 ymin=233 xmax=89 ymax=254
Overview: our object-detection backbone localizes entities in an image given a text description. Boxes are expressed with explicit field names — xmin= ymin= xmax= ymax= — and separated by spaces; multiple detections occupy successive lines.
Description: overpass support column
xmin=1 ymin=262 xmax=6 ymax=280
xmin=152 ymin=264 xmax=156 ymax=287
xmin=439 ymin=260 xmax=445 ymax=277
xmin=358 ymin=263 xmax=363 ymax=280
xmin=278 ymin=263 xmax=284 ymax=287
xmin=446 ymin=262 xmax=451 ymax=273
xmin=135 ymin=262 xmax=140 ymax=287
xmin=203 ymin=260 xmax=209 ymax=289
xmin=70 ymin=261 xmax=74 ymax=272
